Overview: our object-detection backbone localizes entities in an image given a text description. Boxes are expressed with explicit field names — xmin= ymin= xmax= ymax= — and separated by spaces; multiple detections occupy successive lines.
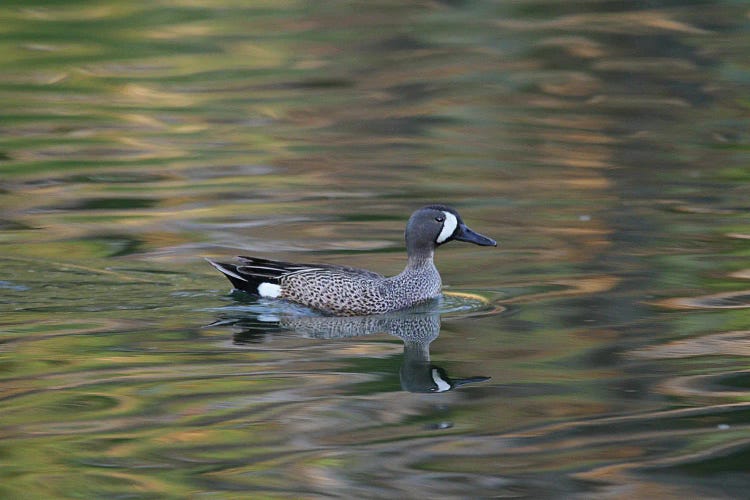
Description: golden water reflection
xmin=1 ymin=0 xmax=750 ymax=497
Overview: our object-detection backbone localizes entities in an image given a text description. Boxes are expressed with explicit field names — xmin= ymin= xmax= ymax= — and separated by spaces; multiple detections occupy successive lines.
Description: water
xmin=1 ymin=0 xmax=750 ymax=497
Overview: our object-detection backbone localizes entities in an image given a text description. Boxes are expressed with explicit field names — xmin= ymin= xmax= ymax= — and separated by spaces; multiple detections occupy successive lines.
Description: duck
xmin=207 ymin=205 xmax=496 ymax=316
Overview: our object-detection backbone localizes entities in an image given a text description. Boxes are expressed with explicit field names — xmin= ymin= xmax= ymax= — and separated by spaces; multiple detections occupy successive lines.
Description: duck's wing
xmin=207 ymin=256 xmax=383 ymax=296
xmin=237 ymin=256 xmax=384 ymax=280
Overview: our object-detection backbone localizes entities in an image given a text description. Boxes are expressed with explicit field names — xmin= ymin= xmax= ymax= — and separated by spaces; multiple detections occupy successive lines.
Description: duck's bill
xmin=454 ymin=224 xmax=497 ymax=246
xmin=451 ymin=375 xmax=491 ymax=388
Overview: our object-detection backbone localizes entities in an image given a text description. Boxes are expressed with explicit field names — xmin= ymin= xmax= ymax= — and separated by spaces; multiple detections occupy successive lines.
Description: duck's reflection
xmin=215 ymin=305 xmax=489 ymax=393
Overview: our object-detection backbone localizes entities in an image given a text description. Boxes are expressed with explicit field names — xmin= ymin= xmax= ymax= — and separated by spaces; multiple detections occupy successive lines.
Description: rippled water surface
xmin=2 ymin=1 xmax=750 ymax=498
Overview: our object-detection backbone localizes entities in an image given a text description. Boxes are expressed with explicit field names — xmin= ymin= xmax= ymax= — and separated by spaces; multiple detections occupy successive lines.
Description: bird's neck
xmin=406 ymin=249 xmax=435 ymax=271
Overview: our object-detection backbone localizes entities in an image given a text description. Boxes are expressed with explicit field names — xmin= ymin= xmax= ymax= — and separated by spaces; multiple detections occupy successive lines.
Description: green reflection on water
xmin=1 ymin=0 xmax=750 ymax=498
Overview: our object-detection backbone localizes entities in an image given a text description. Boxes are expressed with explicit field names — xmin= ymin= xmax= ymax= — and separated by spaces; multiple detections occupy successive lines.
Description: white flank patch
xmin=435 ymin=211 xmax=458 ymax=244
xmin=257 ymin=282 xmax=281 ymax=298
xmin=431 ymin=369 xmax=451 ymax=392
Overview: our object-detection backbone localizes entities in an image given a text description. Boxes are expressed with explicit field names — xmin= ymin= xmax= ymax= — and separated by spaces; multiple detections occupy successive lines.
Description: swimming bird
xmin=207 ymin=205 xmax=496 ymax=316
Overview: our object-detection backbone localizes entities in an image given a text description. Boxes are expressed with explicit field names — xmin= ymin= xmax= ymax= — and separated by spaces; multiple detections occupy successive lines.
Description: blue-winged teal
xmin=207 ymin=205 xmax=496 ymax=316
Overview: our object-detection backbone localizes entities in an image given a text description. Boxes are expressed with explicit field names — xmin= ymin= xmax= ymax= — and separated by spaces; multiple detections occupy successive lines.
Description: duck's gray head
xmin=405 ymin=205 xmax=496 ymax=258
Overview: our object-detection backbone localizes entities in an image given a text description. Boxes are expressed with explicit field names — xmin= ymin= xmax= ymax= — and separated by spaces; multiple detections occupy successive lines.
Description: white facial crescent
xmin=431 ymin=368 xmax=451 ymax=392
xmin=436 ymin=211 xmax=458 ymax=244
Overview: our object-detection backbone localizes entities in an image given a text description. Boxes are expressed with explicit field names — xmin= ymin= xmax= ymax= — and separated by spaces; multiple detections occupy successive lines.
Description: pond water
xmin=1 ymin=0 xmax=750 ymax=498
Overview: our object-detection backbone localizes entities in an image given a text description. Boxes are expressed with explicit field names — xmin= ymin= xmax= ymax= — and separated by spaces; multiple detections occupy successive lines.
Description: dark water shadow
xmin=209 ymin=298 xmax=490 ymax=394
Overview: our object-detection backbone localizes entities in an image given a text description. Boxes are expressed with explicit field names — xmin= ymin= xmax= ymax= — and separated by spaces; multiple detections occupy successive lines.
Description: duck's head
xmin=405 ymin=205 xmax=496 ymax=258
xmin=400 ymin=364 xmax=491 ymax=393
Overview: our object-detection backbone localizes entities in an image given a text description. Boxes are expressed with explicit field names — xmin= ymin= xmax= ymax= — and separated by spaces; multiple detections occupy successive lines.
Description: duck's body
xmin=207 ymin=205 xmax=495 ymax=316
xmin=211 ymin=254 xmax=442 ymax=316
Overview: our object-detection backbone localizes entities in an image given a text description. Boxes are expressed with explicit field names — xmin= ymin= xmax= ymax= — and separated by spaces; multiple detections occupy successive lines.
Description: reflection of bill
xmin=399 ymin=330 xmax=490 ymax=394
xmin=220 ymin=306 xmax=490 ymax=393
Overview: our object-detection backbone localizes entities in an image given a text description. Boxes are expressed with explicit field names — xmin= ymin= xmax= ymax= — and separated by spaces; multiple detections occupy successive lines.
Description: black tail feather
xmin=206 ymin=258 xmax=279 ymax=294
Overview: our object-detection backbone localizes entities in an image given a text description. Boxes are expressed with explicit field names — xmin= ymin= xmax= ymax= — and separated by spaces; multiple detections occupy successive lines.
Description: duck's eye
xmin=435 ymin=216 xmax=445 ymax=223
